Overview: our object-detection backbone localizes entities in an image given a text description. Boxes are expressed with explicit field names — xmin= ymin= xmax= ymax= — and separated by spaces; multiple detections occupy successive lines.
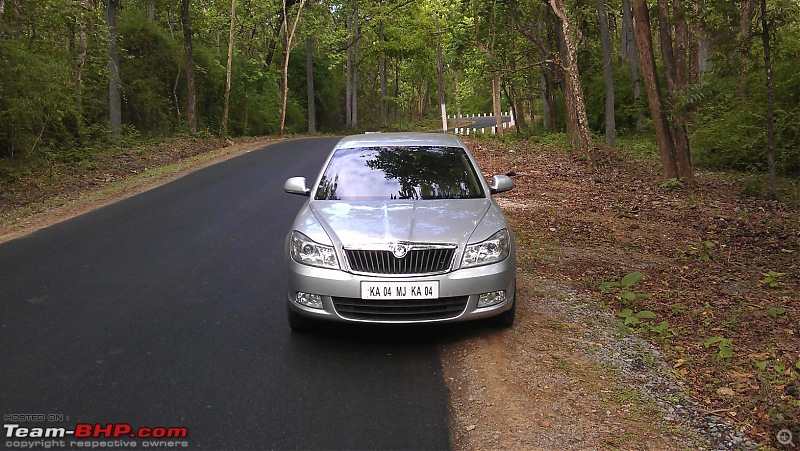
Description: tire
xmin=287 ymin=308 xmax=315 ymax=332
xmin=492 ymin=281 xmax=516 ymax=328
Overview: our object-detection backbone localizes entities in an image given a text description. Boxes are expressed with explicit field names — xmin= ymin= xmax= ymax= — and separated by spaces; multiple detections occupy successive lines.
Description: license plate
xmin=361 ymin=281 xmax=439 ymax=300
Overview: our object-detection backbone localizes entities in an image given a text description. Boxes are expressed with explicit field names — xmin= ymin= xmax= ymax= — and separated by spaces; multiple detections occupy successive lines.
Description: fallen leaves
xmin=464 ymin=135 xmax=800 ymax=445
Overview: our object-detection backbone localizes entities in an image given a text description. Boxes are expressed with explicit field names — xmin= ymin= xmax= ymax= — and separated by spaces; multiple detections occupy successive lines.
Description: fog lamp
xmin=478 ymin=290 xmax=506 ymax=308
xmin=295 ymin=292 xmax=324 ymax=309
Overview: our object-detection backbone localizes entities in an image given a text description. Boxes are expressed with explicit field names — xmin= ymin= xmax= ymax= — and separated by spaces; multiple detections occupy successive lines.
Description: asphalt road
xmin=0 ymin=138 xmax=453 ymax=450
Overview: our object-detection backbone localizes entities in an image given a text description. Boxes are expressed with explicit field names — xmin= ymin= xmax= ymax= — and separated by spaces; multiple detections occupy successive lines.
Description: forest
xmin=0 ymin=0 xmax=798 ymax=185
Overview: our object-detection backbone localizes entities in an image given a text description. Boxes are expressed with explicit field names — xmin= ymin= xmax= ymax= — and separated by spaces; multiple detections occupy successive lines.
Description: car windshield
xmin=314 ymin=146 xmax=486 ymax=201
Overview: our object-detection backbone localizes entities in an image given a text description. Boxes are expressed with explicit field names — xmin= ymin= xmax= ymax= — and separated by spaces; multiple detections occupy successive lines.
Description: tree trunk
xmin=168 ymin=3 xmax=176 ymax=37
xmin=674 ymin=0 xmax=688 ymax=91
xmin=596 ymin=0 xmax=615 ymax=147
xmin=181 ymin=0 xmax=197 ymax=135
xmin=554 ymin=25 xmax=576 ymax=138
xmin=689 ymin=1 xmax=709 ymax=84
xmin=655 ymin=0 xmax=692 ymax=180
xmin=279 ymin=0 xmax=307 ymax=137
xmin=107 ymin=0 xmax=121 ymax=139
xmin=455 ymin=70 xmax=462 ymax=117
xmin=540 ymin=72 xmax=550 ymax=131
xmin=380 ymin=23 xmax=387 ymax=126
xmin=265 ymin=13 xmax=285 ymax=71
xmin=632 ymin=0 xmax=679 ymax=180
xmin=345 ymin=12 xmax=352 ymax=128
xmin=393 ymin=60 xmax=399 ymax=122
xmin=739 ymin=0 xmax=757 ymax=101
xmin=76 ymin=0 xmax=90 ymax=141
xmin=306 ymin=33 xmax=315 ymax=133
xmin=351 ymin=3 xmax=359 ymax=129
xmin=622 ymin=0 xmax=644 ymax=131
xmin=437 ymin=36 xmax=447 ymax=133
xmin=491 ymin=70 xmax=503 ymax=137
xmin=548 ymin=0 xmax=595 ymax=169
xmin=760 ymin=0 xmax=776 ymax=193
xmin=147 ymin=0 xmax=155 ymax=23
xmin=221 ymin=0 xmax=235 ymax=137
xmin=502 ymin=78 xmax=523 ymax=133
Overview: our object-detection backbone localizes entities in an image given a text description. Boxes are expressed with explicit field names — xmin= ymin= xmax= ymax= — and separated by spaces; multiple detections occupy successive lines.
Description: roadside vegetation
xmin=465 ymin=133 xmax=799 ymax=447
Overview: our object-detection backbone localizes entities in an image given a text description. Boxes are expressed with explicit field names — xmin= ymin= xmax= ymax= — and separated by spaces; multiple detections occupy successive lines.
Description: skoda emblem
xmin=390 ymin=243 xmax=410 ymax=259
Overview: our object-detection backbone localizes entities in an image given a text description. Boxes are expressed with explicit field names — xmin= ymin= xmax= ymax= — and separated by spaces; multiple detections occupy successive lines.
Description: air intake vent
xmin=345 ymin=247 xmax=455 ymax=275
xmin=332 ymin=296 xmax=468 ymax=321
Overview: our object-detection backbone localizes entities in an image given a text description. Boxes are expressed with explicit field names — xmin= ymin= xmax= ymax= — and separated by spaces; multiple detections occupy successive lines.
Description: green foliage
xmin=767 ymin=307 xmax=787 ymax=318
xmin=705 ymin=336 xmax=733 ymax=360
xmin=616 ymin=308 xmax=671 ymax=337
xmin=686 ymin=240 xmax=716 ymax=261
xmin=762 ymin=270 xmax=787 ymax=288
xmin=0 ymin=40 xmax=80 ymax=159
xmin=692 ymin=16 xmax=800 ymax=174
xmin=118 ymin=9 xmax=181 ymax=134
xmin=658 ymin=178 xmax=683 ymax=191
xmin=617 ymin=308 xmax=655 ymax=325
xmin=600 ymin=272 xmax=650 ymax=304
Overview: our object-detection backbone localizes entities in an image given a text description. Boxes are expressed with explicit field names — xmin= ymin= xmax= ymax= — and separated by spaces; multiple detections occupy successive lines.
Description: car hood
xmin=307 ymin=199 xmax=492 ymax=247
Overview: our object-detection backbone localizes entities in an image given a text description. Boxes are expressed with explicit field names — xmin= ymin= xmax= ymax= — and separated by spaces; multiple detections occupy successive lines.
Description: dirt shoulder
xmin=447 ymin=137 xmax=798 ymax=449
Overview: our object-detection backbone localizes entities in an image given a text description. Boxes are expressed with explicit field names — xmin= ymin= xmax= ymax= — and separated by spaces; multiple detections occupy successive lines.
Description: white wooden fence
xmin=450 ymin=111 xmax=515 ymax=136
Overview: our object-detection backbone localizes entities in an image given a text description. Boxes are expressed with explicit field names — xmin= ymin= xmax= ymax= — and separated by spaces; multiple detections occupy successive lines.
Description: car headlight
xmin=462 ymin=229 xmax=510 ymax=268
xmin=290 ymin=231 xmax=339 ymax=269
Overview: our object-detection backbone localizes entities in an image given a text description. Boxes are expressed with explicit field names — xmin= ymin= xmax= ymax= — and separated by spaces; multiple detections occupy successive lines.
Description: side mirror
xmin=284 ymin=177 xmax=311 ymax=196
xmin=490 ymin=175 xmax=514 ymax=194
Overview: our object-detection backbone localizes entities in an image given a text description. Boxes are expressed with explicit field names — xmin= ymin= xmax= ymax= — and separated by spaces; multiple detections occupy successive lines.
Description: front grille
xmin=345 ymin=248 xmax=455 ymax=275
xmin=332 ymin=296 xmax=468 ymax=321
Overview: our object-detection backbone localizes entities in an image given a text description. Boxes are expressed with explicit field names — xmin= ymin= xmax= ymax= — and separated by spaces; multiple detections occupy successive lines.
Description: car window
xmin=314 ymin=146 xmax=486 ymax=201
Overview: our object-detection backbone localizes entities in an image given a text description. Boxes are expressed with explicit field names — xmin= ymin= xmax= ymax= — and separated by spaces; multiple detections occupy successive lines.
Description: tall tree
xmin=621 ymin=0 xmax=644 ymax=130
xmin=306 ymin=32 xmax=316 ymax=133
xmin=379 ymin=20 xmax=388 ymax=126
xmin=739 ymin=0 xmax=758 ymax=100
xmin=655 ymin=0 xmax=692 ymax=180
xmin=147 ymin=0 xmax=155 ymax=23
xmin=351 ymin=2 xmax=359 ymax=128
xmin=76 ymin=0 xmax=91 ymax=140
xmin=279 ymin=0 xmax=307 ymax=137
xmin=221 ymin=0 xmax=236 ymax=138
xmin=345 ymin=8 xmax=352 ymax=128
xmin=632 ymin=0 xmax=683 ymax=180
xmin=547 ymin=0 xmax=595 ymax=168
xmin=760 ymin=0 xmax=776 ymax=192
xmin=181 ymin=0 xmax=197 ymax=135
xmin=303 ymin=0 xmax=315 ymax=132
xmin=596 ymin=0 xmax=616 ymax=147
xmin=473 ymin=0 xmax=504 ymax=138
xmin=107 ymin=0 xmax=122 ymax=140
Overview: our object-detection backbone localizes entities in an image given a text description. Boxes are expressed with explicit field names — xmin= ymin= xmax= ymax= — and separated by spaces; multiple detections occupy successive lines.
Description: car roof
xmin=334 ymin=132 xmax=465 ymax=149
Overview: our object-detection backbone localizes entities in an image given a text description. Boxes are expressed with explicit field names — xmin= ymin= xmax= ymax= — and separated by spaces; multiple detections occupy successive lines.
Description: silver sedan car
xmin=283 ymin=132 xmax=516 ymax=330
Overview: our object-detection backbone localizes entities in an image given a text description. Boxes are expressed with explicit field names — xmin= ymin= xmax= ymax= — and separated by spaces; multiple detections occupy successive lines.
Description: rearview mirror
xmin=490 ymin=175 xmax=514 ymax=194
xmin=284 ymin=177 xmax=311 ymax=196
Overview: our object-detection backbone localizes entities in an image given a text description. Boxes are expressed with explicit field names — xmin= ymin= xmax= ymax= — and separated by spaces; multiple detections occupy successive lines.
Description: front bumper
xmin=285 ymin=254 xmax=516 ymax=324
